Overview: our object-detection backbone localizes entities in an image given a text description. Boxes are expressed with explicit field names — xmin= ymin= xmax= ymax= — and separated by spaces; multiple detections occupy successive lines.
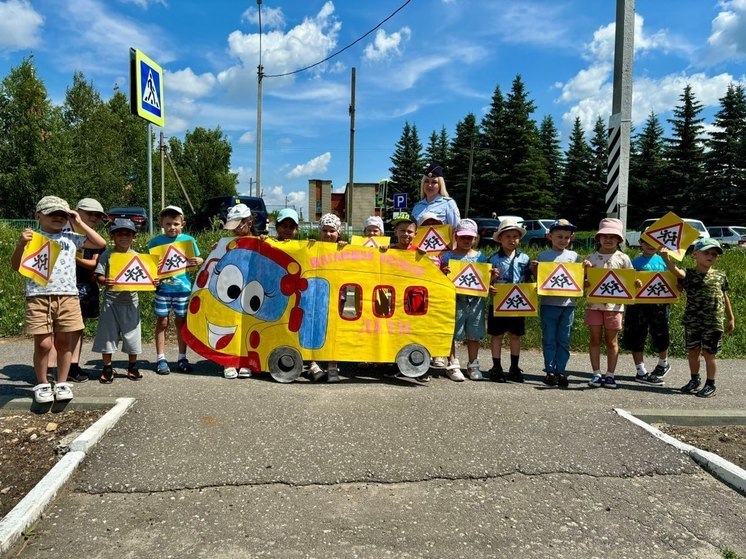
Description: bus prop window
xmin=339 ymin=284 xmax=362 ymax=320
xmin=404 ymin=286 xmax=428 ymax=315
xmin=373 ymin=286 xmax=395 ymax=318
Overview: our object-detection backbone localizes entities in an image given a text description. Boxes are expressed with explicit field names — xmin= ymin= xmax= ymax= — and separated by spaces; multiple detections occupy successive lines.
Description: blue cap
xmin=110 ymin=218 xmax=136 ymax=233
xmin=549 ymin=218 xmax=577 ymax=232
xmin=276 ymin=208 xmax=299 ymax=225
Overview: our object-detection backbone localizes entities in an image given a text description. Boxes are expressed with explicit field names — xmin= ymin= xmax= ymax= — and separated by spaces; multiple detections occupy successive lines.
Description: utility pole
xmin=255 ymin=0 xmax=264 ymax=197
xmin=160 ymin=131 xmax=165 ymax=212
xmin=347 ymin=67 xmax=356 ymax=228
xmin=248 ymin=177 xmax=255 ymax=196
xmin=607 ymin=0 xmax=635 ymax=232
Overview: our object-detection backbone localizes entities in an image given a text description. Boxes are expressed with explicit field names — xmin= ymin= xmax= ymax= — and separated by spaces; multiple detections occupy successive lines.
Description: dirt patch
xmin=657 ymin=424 xmax=746 ymax=470
xmin=0 ymin=409 xmax=106 ymax=518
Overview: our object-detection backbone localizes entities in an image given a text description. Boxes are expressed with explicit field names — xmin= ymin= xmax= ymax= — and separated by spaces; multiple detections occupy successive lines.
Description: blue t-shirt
xmin=148 ymin=233 xmax=200 ymax=294
xmin=488 ymin=248 xmax=532 ymax=284
xmin=412 ymin=195 xmax=460 ymax=228
xmin=631 ymin=253 xmax=666 ymax=272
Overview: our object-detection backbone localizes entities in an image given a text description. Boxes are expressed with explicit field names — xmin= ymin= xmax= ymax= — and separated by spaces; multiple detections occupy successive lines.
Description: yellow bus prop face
xmin=183 ymin=238 xmax=456 ymax=381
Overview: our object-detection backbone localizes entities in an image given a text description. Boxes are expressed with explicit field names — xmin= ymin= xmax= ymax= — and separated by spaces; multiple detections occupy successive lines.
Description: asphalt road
xmin=1 ymin=340 xmax=744 ymax=558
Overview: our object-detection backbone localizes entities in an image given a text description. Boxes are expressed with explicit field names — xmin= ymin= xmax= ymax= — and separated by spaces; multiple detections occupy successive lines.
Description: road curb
xmin=0 ymin=397 xmax=135 ymax=555
xmin=615 ymin=408 xmax=746 ymax=495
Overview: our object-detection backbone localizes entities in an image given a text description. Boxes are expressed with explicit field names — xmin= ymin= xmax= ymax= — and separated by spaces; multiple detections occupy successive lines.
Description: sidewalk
xmin=1 ymin=339 xmax=744 ymax=558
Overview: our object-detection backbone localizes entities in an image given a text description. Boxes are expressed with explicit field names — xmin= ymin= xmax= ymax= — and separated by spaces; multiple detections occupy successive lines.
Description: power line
xmin=263 ymin=0 xmax=412 ymax=79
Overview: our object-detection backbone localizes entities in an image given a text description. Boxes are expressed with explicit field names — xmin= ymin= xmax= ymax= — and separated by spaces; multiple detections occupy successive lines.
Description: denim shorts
xmin=454 ymin=295 xmax=486 ymax=341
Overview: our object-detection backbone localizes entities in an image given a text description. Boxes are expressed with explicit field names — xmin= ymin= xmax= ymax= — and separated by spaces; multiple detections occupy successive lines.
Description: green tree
xmin=666 ymin=84 xmax=706 ymax=215
xmin=0 ymin=56 xmax=52 ymax=218
xmin=704 ymin=83 xmax=746 ymax=223
xmin=476 ymin=85 xmax=508 ymax=217
xmin=560 ymin=118 xmax=595 ymax=229
xmin=447 ymin=114 xmax=479 ymax=214
xmin=501 ymin=75 xmax=552 ymax=219
xmin=629 ymin=111 xmax=667 ymax=225
xmin=589 ymin=116 xmax=608 ymax=216
xmin=424 ymin=126 xmax=450 ymax=175
xmin=538 ymin=114 xmax=563 ymax=210
xmin=388 ymin=121 xmax=423 ymax=210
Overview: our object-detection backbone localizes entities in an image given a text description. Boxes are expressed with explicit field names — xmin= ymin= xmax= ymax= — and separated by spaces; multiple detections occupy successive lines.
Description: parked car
xmin=707 ymin=226 xmax=746 ymax=249
xmin=107 ymin=206 xmax=148 ymax=231
xmin=190 ymin=196 xmax=269 ymax=233
xmin=625 ymin=217 xmax=709 ymax=248
xmin=520 ymin=219 xmax=554 ymax=248
xmin=471 ymin=217 xmax=501 ymax=247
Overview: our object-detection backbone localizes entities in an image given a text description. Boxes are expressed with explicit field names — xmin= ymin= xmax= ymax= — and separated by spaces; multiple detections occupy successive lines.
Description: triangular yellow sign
xmin=18 ymin=233 xmax=61 ymax=286
xmin=493 ymin=283 xmax=538 ymax=316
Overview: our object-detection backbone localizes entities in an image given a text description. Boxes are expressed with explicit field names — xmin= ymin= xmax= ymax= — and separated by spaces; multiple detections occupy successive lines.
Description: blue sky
xmin=1 ymin=0 xmax=745 ymax=218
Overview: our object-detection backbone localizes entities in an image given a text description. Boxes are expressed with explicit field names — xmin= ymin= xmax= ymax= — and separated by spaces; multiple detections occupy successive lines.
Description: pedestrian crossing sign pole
xmin=129 ymin=48 xmax=165 ymax=127
xmin=129 ymin=48 xmax=165 ymax=234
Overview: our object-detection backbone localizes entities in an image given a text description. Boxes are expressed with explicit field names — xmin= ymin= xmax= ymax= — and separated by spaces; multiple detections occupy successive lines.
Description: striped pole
xmin=606 ymin=113 xmax=622 ymax=216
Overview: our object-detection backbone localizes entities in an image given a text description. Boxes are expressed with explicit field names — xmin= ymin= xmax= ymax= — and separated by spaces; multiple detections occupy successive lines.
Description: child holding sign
xmin=11 ymin=196 xmax=106 ymax=403
xmin=148 ymin=206 xmax=203 ymax=375
xmin=622 ymin=239 xmax=672 ymax=386
xmin=534 ymin=219 xmax=581 ymax=387
xmin=583 ymin=218 xmax=633 ymax=389
xmin=440 ymin=219 xmax=489 ymax=381
xmin=93 ymin=219 xmax=149 ymax=382
xmin=661 ymin=239 xmax=734 ymax=398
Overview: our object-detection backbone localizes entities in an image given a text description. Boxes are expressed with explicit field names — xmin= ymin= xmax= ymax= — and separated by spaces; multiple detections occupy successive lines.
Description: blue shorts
xmin=454 ymin=295 xmax=486 ymax=342
xmin=154 ymin=292 xmax=189 ymax=318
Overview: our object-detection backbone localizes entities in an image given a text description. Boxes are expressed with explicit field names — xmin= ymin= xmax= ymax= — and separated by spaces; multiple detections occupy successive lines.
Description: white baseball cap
xmin=224 ymin=204 xmax=253 ymax=230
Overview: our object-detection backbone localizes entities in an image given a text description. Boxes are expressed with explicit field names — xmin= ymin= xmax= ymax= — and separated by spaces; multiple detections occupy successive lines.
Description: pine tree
xmin=448 ymin=114 xmax=479 ymax=214
xmin=590 ymin=116 xmax=609 ymax=217
xmin=538 ymin=115 xmax=563 ymax=205
xmin=629 ymin=111 xmax=667 ymax=226
xmin=388 ymin=121 xmax=423 ymax=211
xmin=704 ymin=83 xmax=746 ymax=223
xmin=477 ymin=85 xmax=508 ymax=217
xmin=424 ymin=126 xmax=450 ymax=175
xmin=665 ymin=84 xmax=706 ymax=215
xmin=560 ymin=118 xmax=595 ymax=229
xmin=501 ymin=75 xmax=552 ymax=219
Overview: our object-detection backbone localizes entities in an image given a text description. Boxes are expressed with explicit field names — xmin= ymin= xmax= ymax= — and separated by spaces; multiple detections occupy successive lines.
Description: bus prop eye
xmin=240 ymin=280 xmax=265 ymax=315
xmin=215 ymin=264 xmax=244 ymax=303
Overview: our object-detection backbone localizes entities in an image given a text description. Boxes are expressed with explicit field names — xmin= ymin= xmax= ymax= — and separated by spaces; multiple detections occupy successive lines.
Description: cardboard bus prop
xmin=183 ymin=238 xmax=456 ymax=383
xmin=350 ymin=235 xmax=390 ymax=248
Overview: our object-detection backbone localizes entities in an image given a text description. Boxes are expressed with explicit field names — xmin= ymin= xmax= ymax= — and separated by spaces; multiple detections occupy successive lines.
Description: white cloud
xmin=117 ymin=0 xmax=167 ymax=7
xmin=286 ymin=152 xmax=331 ymax=179
xmin=167 ymin=68 xmax=216 ymax=98
xmin=495 ymin=2 xmax=570 ymax=46
xmin=704 ymin=0 xmax=746 ymax=64
xmin=0 ymin=0 xmax=43 ymax=51
xmin=242 ymin=5 xmax=285 ymax=30
xmin=239 ymin=131 xmax=255 ymax=144
xmin=261 ymin=185 xmax=308 ymax=216
xmin=58 ymin=0 xmax=174 ymax=75
xmin=363 ymin=27 xmax=411 ymax=62
xmin=218 ymin=1 xmax=341 ymax=98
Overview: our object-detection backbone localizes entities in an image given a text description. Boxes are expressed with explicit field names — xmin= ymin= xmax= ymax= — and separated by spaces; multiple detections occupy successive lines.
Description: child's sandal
xmin=99 ymin=365 xmax=114 ymax=384
xmin=127 ymin=365 xmax=143 ymax=381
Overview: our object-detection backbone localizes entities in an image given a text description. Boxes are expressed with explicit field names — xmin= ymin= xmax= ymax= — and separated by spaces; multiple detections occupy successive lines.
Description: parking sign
xmin=393 ymin=193 xmax=407 ymax=209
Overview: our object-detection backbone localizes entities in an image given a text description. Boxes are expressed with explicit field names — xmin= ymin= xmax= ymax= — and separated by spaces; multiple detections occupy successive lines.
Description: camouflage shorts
xmin=684 ymin=328 xmax=722 ymax=355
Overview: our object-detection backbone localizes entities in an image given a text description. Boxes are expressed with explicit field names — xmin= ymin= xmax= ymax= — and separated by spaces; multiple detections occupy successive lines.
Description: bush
xmin=1 ymin=223 xmax=745 ymax=358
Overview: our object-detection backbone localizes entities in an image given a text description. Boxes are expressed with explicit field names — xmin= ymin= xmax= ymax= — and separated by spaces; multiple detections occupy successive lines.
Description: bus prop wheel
xmin=268 ymin=346 xmax=303 ymax=383
xmin=396 ymin=344 xmax=431 ymax=378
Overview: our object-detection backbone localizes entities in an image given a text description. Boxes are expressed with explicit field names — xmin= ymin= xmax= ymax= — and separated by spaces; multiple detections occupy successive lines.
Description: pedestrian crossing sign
xmin=130 ymin=48 xmax=165 ymax=127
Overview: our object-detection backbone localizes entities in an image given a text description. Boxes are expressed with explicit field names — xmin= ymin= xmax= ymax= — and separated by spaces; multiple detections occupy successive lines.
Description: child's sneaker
xmin=177 ymin=358 xmax=193 ymax=373
xmin=680 ymin=377 xmax=702 ymax=394
xmin=488 ymin=365 xmax=506 ymax=383
xmin=99 ymin=365 xmax=114 ymax=384
xmin=603 ymin=375 xmax=617 ymax=389
xmin=327 ymin=364 xmax=340 ymax=383
xmin=68 ymin=363 xmax=89 ymax=383
xmin=446 ymin=359 xmax=465 ymax=382
xmin=431 ymin=356 xmax=448 ymax=368
xmin=308 ymin=362 xmax=326 ymax=382
xmin=467 ymin=361 xmax=483 ymax=381
xmin=224 ymin=367 xmax=238 ymax=379
xmin=651 ymin=363 xmax=671 ymax=378
xmin=544 ymin=373 xmax=557 ymax=386
xmin=33 ymin=383 xmax=54 ymax=404
xmin=156 ymin=359 xmax=170 ymax=376
xmin=557 ymin=373 xmax=569 ymax=388
xmin=237 ymin=368 xmax=252 ymax=378
xmin=588 ymin=374 xmax=604 ymax=388
xmin=635 ymin=373 xmax=663 ymax=386
xmin=53 ymin=382 xmax=74 ymax=401
xmin=507 ymin=367 xmax=525 ymax=383
xmin=696 ymin=384 xmax=716 ymax=398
